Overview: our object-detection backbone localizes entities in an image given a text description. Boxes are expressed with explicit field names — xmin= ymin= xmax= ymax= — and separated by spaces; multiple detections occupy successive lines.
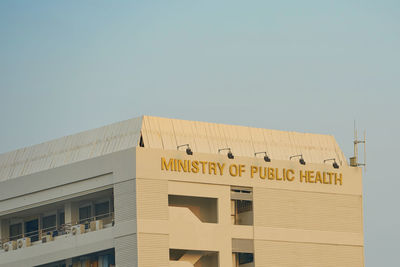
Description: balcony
xmin=0 ymin=211 xmax=114 ymax=253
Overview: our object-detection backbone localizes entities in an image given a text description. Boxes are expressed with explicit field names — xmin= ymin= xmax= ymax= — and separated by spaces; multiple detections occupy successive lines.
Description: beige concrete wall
xmin=254 ymin=240 xmax=364 ymax=267
xmin=136 ymin=147 xmax=364 ymax=267
xmin=0 ymin=149 xmax=138 ymax=267
xmin=138 ymin=233 xmax=169 ymax=267
xmin=253 ymin=188 xmax=363 ymax=233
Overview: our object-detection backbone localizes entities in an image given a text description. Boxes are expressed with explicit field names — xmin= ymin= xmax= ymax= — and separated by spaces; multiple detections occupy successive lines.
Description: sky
xmin=0 ymin=1 xmax=399 ymax=265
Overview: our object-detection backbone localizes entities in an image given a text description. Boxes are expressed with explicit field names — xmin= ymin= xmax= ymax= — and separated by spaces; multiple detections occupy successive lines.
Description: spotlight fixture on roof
xmin=254 ymin=152 xmax=271 ymax=162
xmin=177 ymin=144 xmax=193 ymax=155
xmin=290 ymin=154 xmax=306 ymax=165
xmin=218 ymin=148 xmax=234 ymax=159
xmin=324 ymin=158 xmax=339 ymax=169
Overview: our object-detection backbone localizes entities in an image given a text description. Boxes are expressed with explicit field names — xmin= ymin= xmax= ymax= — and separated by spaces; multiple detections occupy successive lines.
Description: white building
xmin=0 ymin=116 xmax=364 ymax=267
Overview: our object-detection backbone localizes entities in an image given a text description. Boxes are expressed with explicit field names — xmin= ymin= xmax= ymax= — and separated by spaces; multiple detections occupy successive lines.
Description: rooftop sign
xmin=161 ymin=157 xmax=343 ymax=186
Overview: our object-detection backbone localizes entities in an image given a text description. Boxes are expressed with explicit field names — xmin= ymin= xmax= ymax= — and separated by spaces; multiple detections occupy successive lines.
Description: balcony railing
xmin=0 ymin=212 xmax=114 ymax=251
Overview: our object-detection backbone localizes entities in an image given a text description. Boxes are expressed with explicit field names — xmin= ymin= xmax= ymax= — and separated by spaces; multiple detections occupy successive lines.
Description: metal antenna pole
xmin=364 ymin=130 xmax=367 ymax=172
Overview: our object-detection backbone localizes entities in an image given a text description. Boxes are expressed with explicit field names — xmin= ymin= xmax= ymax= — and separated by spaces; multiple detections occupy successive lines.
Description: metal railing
xmin=0 ymin=211 xmax=114 ymax=250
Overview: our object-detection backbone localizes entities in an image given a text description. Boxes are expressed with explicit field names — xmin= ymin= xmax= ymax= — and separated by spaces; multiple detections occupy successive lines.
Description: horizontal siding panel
xmin=138 ymin=233 xmax=169 ymax=267
xmin=137 ymin=179 xmax=168 ymax=220
xmin=114 ymin=180 xmax=137 ymax=223
xmin=254 ymin=187 xmax=363 ymax=233
xmin=255 ymin=240 xmax=364 ymax=267
xmin=116 ymin=234 xmax=138 ymax=267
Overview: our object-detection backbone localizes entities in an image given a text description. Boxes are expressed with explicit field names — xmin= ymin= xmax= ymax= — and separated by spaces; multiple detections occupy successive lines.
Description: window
xmin=79 ymin=206 xmax=92 ymax=224
xmin=25 ymin=219 xmax=39 ymax=242
xmin=95 ymin=201 xmax=110 ymax=220
xmin=9 ymin=223 xmax=22 ymax=241
xmin=231 ymin=187 xmax=253 ymax=225
xmin=59 ymin=211 xmax=65 ymax=226
xmin=232 ymin=238 xmax=254 ymax=267
xmin=42 ymin=215 xmax=57 ymax=233
xmin=233 ymin=253 xmax=254 ymax=266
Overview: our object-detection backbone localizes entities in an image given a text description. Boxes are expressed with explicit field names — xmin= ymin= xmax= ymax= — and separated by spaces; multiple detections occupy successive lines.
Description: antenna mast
xmin=350 ymin=121 xmax=366 ymax=171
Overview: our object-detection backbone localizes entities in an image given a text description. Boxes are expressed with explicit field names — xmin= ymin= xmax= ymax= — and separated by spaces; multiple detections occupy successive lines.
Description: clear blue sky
xmin=1 ymin=1 xmax=399 ymax=265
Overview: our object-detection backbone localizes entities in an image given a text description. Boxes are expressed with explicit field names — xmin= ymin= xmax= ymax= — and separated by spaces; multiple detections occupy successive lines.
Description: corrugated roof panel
xmin=157 ymin=117 xmax=176 ymax=151
xmin=266 ymin=129 xmax=282 ymax=160
xmin=192 ymin=121 xmax=210 ymax=153
xmin=0 ymin=115 xmax=347 ymax=182
xmin=291 ymin=132 xmax=308 ymax=162
xmin=0 ymin=116 xmax=142 ymax=182
xmin=249 ymin=127 xmax=262 ymax=154
xmin=218 ymin=124 xmax=237 ymax=155
xmin=206 ymin=122 xmax=224 ymax=155
xmin=301 ymin=133 xmax=314 ymax=163
xmin=179 ymin=119 xmax=198 ymax=152
xmin=172 ymin=119 xmax=192 ymax=152
xmin=234 ymin=126 xmax=253 ymax=157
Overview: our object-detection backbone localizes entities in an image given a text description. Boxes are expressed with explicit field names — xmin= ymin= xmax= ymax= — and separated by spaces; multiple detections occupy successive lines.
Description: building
xmin=0 ymin=116 xmax=364 ymax=267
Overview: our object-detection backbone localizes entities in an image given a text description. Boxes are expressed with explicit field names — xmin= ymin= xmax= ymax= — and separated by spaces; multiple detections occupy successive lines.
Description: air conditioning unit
xmin=3 ymin=241 xmax=17 ymax=252
xmin=41 ymin=234 xmax=54 ymax=243
xmin=90 ymin=220 xmax=103 ymax=231
xmin=17 ymin=237 xmax=31 ymax=249
xmin=71 ymin=224 xmax=85 ymax=235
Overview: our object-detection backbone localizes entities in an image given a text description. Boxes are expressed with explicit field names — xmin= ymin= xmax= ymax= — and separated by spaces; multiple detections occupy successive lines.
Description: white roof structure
xmin=0 ymin=116 xmax=347 ymax=182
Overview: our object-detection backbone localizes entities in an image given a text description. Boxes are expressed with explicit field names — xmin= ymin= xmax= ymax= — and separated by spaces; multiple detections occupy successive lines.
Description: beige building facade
xmin=0 ymin=116 xmax=364 ymax=267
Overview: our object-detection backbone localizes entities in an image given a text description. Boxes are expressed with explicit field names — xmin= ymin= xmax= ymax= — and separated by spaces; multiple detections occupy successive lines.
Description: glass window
xmin=95 ymin=201 xmax=110 ymax=219
xmin=9 ymin=223 xmax=22 ymax=241
xmin=25 ymin=219 xmax=39 ymax=242
xmin=79 ymin=206 xmax=91 ymax=223
xmin=42 ymin=215 xmax=57 ymax=233
xmin=59 ymin=212 xmax=65 ymax=226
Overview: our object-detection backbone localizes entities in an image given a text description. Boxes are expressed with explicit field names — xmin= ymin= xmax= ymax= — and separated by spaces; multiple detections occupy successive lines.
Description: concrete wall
xmin=0 ymin=143 xmax=364 ymax=267
xmin=0 ymin=148 xmax=138 ymax=267
xmin=136 ymin=147 xmax=364 ymax=267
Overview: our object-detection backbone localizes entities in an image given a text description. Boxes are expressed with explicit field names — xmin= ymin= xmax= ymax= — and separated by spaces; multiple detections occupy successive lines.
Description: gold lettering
xmin=191 ymin=160 xmax=199 ymax=173
xmin=209 ymin=162 xmax=217 ymax=175
xmin=268 ymin=168 xmax=275 ymax=180
xmin=229 ymin=164 xmax=238 ymax=177
xmin=335 ymin=173 xmax=343 ymax=185
xmin=286 ymin=169 xmax=295 ymax=181
xmin=259 ymin=167 xmax=267 ymax=179
xmin=178 ymin=160 xmax=187 ymax=172
xmin=299 ymin=170 xmax=307 ymax=183
xmin=162 ymin=157 xmax=341 ymax=187
xmin=161 ymin=157 xmax=174 ymax=171
xmin=217 ymin=163 xmax=225 ymax=175
xmin=323 ymin=172 xmax=330 ymax=184
xmin=276 ymin=168 xmax=282 ymax=181
xmin=250 ymin=166 xmax=258 ymax=178
xmin=199 ymin=161 xmax=207 ymax=174
xmin=315 ymin=171 xmax=322 ymax=184
xmin=327 ymin=172 xmax=333 ymax=184
xmin=239 ymin=164 xmax=246 ymax=177
xmin=308 ymin=171 xmax=315 ymax=183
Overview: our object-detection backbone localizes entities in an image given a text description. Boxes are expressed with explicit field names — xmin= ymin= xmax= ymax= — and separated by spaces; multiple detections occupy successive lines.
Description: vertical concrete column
xmin=114 ymin=179 xmax=138 ymax=267
xmin=0 ymin=219 xmax=10 ymax=242
xmin=65 ymin=202 xmax=79 ymax=225
xmin=219 ymin=186 xmax=233 ymax=267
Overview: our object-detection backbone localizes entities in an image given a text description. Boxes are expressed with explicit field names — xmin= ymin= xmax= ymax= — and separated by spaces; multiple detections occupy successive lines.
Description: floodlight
xmin=254 ymin=152 xmax=271 ymax=162
xmin=177 ymin=144 xmax=193 ymax=155
xmin=290 ymin=154 xmax=306 ymax=165
xmin=324 ymin=158 xmax=339 ymax=169
xmin=218 ymin=148 xmax=234 ymax=159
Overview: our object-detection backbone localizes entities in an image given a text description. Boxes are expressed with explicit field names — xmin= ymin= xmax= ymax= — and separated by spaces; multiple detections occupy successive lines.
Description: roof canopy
xmin=0 ymin=116 xmax=346 ymax=182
